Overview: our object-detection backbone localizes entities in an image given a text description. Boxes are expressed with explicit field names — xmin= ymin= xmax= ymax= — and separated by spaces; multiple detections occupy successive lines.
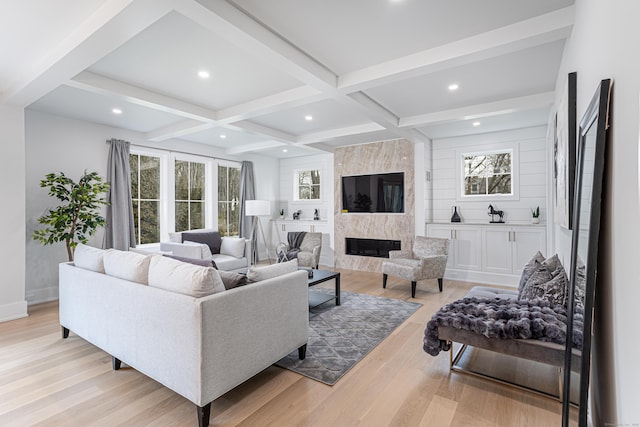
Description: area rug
xmin=275 ymin=289 xmax=422 ymax=385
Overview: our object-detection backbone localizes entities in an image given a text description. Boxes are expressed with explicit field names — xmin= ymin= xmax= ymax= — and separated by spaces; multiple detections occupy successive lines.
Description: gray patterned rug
xmin=275 ymin=289 xmax=422 ymax=385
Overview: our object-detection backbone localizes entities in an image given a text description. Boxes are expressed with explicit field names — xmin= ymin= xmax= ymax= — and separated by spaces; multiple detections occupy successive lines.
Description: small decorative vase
xmin=531 ymin=217 xmax=540 ymax=224
xmin=451 ymin=206 xmax=461 ymax=223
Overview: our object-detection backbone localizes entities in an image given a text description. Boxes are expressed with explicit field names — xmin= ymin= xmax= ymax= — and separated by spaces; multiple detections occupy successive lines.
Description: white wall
xmin=431 ymin=126 xmax=548 ymax=224
xmin=0 ymin=104 xmax=27 ymax=322
xmin=553 ymin=0 xmax=640 ymax=423
xmin=25 ymin=110 xmax=279 ymax=303
xmin=423 ymin=139 xmax=434 ymax=225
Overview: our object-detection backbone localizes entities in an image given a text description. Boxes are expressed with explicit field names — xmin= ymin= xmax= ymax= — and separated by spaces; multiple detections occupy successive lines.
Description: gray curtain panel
xmin=239 ymin=161 xmax=256 ymax=260
xmin=104 ymin=138 xmax=136 ymax=250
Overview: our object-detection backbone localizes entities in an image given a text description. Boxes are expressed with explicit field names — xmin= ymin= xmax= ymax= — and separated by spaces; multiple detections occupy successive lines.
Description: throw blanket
xmin=277 ymin=232 xmax=307 ymax=262
xmin=423 ymin=297 xmax=584 ymax=356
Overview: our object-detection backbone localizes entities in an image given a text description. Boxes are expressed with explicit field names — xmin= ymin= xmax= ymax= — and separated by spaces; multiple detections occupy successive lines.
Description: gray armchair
xmin=276 ymin=232 xmax=322 ymax=269
xmin=381 ymin=236 xmax=450 ymax=298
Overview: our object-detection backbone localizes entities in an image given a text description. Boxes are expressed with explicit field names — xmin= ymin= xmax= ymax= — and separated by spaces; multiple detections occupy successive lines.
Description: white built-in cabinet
xmin=426 ymin=223 xmax=546 ymax=287
xmin=272 ymin=220 xmax=333 ymax=267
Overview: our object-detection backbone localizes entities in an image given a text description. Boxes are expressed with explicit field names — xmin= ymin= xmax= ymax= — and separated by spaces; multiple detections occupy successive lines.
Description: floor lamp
xmin=245 ymin=200 xmax=272 ymax=265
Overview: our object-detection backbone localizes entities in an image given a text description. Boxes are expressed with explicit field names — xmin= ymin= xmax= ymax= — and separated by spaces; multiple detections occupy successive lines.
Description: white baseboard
xmin=444 ymin=269 xmax=518 ymax=288
xmin=26 ymin=286 xmax=59 ymax=305
xmin=0 ymin=300 xmax=28 ymax=323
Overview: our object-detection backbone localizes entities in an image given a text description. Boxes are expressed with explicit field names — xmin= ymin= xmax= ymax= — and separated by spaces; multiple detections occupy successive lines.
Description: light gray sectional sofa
xmin=59 ymin=245 xmax=308 ymax=427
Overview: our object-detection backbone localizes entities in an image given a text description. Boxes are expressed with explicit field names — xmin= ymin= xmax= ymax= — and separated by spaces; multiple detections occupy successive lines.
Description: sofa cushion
xmin=212 ymin=254 xmax=247 ymax=271
xmin=218 ymin=270 xmax=249 ymax=290
xmin=103 ymin=249 xmax=151 ymax=285
xmin=148 ymin=255 xmax=225 ymax=297
xmin=518 ymin=251 xmax=545 ymax=293
xmin=182 ymin=231 xmax=222 ymax=254
xmin=247 ymin=259 xmax=298 ymax=282
xmin=220 ymin=237 xmax=245 ymax=258
xmin=183 ymin=240 xmax=213 ymax=259
xmin=519 ymin=254 xmax=568 ymax=306
xmin=73 ymin=243 xmax=106 ymax=273
xmin=163 ymin=253 xmax=216 ymax=268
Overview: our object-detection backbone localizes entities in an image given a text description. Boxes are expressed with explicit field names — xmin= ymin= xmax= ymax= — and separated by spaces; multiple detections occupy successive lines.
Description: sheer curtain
xmin=104 ymin=139 xmax=136 ymax=250
xmin=239 ymin=161 xmax=256 ymax=259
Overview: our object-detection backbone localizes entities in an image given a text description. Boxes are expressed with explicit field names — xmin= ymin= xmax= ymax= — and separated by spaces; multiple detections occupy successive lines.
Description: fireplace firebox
xmin=345 ymin=238 xmax=401 ymax=258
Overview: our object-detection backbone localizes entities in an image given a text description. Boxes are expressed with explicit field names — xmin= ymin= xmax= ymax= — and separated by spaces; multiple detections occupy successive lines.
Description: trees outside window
xmin=295 ymin=170 xmax=320 ymax=200
xmin=218 ymin=164 xmax=240 ymax=236
xmin=175 ymin=160 xmax=205 ymax=232
xmin=130 ymin=154 xmax=160 ymax=244
xmin=463 ymin=151 xmax=512 ymax=196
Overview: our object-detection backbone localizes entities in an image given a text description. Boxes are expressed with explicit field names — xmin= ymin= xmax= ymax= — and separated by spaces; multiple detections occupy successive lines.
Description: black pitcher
xmin=451 ymin=206 xmax=461 ymax=222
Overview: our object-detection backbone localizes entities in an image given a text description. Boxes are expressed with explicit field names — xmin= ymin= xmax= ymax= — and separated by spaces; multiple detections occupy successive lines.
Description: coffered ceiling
xmin=1 ymin=0 xmax=574 ymax=158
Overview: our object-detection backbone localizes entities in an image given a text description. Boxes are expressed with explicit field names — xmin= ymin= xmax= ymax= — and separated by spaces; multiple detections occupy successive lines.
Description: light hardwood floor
xmin=0 ymin=269 xmax=570 ymax=426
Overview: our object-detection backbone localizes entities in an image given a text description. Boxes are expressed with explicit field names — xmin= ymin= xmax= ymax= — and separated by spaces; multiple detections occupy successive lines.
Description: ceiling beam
xmin=68 ymin=71 xmax=219 ymax=122
xmin=217 ymin=85 xmax=325 ymax=123
xmin=4 ymin=0 xmax=175 ymax=106
xmin=337 ymin=6 xmax=574 ymax=93
xmin=296 ymin=123 xmax=385 ymax=145
xmin=146 ymin=119 xmax=214 ymax=141
xmin=229 ymin=120 xmax=297 ymax=143
xmin=399 ymin=91 xmax=555 ymax=128
xmin=225 ymin=140 xmax=285 ymax=155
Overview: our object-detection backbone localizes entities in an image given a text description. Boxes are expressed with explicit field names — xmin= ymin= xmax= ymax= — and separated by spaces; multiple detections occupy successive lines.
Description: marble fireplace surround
xmin=334 ymin=139 xmax=415 ymax=272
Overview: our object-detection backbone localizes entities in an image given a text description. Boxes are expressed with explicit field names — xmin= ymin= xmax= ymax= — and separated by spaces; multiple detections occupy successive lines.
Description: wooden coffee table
xmin=306 ymin=269 xmax=341 ymax=308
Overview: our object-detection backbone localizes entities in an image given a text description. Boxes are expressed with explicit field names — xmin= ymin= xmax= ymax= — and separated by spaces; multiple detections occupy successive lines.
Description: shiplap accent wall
xmin=431 ymin=126 xmax=547 ymax=224
xmin=278 ymin=153 xmax=334 ymax=221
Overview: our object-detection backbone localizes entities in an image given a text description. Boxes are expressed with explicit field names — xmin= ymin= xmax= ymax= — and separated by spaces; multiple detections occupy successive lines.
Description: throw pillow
xmin=148 ymin=255 xmax=225 ymax=297
xmin=103 ymin=249 xmax=151 ymax=285
xmin=247 ymin=259 xmax=298 ymax=282
xmin=73 ymin=243 xmax=105 ymax=273
xmin=218 ymin=270 xmax=249 ymax=290
xmin=182 ymin=231 xmax=222 ymax=254
xmin=163 ymin=254 xmax=216 ymax=268
xmin=220 ymin=237 xmax=245 ymax=259
xmin=183 ymin=240 xmax=213 ymax=259
xmin=518 ymin=251 xmax=545 ymax=293
xmin=519 ymin=254 xmax=568 ymax=306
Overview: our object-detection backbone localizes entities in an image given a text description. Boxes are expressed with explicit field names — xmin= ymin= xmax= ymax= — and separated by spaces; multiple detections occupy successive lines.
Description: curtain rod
xmin=107 ymin=140 xmax=242 ymax=164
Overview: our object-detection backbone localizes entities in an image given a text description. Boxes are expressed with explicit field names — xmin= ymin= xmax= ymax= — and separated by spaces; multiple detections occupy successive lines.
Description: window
xmin=295 ymin=169 xmax=320 ymax=200
xmin=174 ymin=160 xmax=205 ymax=232
xmin=218 ymin=164 xmax=240 ymax=236
xmin=130 ymin=154 xmax=160 ymax=245
xmin=458 ymin=147 xmax=518 ymax=200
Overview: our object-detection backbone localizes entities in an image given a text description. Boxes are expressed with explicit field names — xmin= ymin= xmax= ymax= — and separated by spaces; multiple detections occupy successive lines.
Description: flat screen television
xmin=341 ymin=172 xmax=404 ymax=213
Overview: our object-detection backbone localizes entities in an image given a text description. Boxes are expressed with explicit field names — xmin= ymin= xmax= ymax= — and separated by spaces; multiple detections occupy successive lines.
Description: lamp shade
xmin=245 ymin=200 xmax=271 ymax=216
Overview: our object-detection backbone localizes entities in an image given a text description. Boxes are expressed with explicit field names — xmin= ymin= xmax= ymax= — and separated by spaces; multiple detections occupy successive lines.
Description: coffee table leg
xmin=335 ymin=274 xmax=341 ymax=306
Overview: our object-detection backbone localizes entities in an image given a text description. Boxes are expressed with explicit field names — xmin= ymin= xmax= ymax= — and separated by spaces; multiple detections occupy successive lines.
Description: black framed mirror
xmin=562 ymin=79 xmax=612 ymax=426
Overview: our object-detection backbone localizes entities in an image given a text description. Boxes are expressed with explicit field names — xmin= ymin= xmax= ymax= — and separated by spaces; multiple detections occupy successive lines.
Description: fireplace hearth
xmin=345 ymin=238 xmax=401 ymax=258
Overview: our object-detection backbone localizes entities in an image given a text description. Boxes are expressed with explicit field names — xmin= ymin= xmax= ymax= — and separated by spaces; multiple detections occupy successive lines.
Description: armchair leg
xmin=438 ymin=278 xmax=443 ymax=292
xmin=382 ymin=274 xmax=388 ymax=289
xmin=411 ymin=281 xmax=417 ymax=298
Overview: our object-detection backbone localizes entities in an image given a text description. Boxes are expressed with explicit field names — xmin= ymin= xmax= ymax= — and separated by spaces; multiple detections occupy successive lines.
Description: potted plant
xmin=279 ymin=209 xmax=285 ymax=219
xmin=33 ymin=171 xmax=110 ymax=261
xmin=531 ymin=206 xmax=540 ymax=224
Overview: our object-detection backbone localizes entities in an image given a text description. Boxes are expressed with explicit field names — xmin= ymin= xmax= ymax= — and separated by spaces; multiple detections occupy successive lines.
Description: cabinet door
xmin=482 ymin=228 xmax=512 ymax=274
xmin=512 ymin=228 xmax=546 ymax=275
xmin=453 ymin=228 xmax=482 ymax=270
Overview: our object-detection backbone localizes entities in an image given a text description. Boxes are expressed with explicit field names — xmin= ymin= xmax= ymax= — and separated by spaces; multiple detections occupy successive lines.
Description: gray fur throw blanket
xmin=423 ymin=297 xmax=584 ymax=356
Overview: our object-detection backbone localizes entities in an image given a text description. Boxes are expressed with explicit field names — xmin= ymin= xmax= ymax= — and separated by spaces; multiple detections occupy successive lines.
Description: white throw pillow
xmin=247 ymin=259 xmax=298 ymax=282
xmin=220 ymin=237 xmax=245 ymax=258
xmin=168 ymin=232 xmax=182 ymax=243
xmin=148 ymin=255 xmax=225 ymax=297
xmin=183 ymin=240 xmax=213 ymax=259
xmin=73 ymin=243 xmax=105 ymax=273
xmin=103 ymin=249 xmax=151 ymax=285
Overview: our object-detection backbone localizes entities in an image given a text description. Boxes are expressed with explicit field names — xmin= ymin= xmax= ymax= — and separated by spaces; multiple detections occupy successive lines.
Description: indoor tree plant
xmin=33 ymin=171 xmax=110 ymax=261
xmin=531 ymin=206 xmax=540 ymax=224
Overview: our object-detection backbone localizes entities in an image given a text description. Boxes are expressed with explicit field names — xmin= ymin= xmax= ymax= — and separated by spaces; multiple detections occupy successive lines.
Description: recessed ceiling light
xmin=198 ymin=70 xmax=210 ymax=79
xmin=473 ymin=121 xmax=481 ymax=126
xmin=219 ymin=134 xmax=226 ymax=139
xmin=305 ymin=115 xmax=313 ymax=121
xmin=282 ymin=148 xmax=288 ymax=152
xmin=448 ymin=83 xmax=459 ymax=91
xmin=112 ymin=108 xmax=122 ymax=115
